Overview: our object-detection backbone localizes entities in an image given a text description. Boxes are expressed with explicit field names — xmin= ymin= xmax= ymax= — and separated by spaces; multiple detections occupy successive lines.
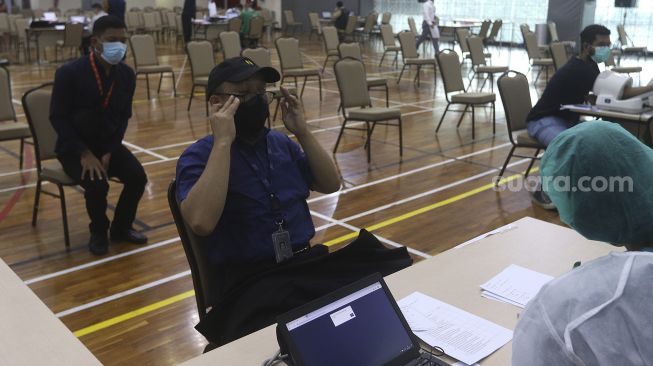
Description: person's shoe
xmin=88 ymin=232 xmax=109 ymax=255
xmin=110 ymin=228 xmax=148 ymax=245
xmin=531 ymin=189 xmax=557 ymax=211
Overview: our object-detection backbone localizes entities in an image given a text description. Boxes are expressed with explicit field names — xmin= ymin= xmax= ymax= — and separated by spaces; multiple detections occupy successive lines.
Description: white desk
xmin=180 ymin=217 xmax=616 ymax=365
xmin=0 ymin=259 xmax=101 ymax=365
xmin=563 ymin=104 xmax=653 ymax=146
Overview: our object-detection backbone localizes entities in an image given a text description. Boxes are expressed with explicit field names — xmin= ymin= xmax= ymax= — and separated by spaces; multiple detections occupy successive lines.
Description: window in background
xmin=373 ymin=0 xmax=548 ymax=43
xmin=594 ymin=0 xmax=653 ymax=50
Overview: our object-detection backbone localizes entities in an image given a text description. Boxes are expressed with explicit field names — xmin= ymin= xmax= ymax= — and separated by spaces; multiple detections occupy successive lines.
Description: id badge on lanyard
xmin=237 ymin=147 xmax=294 ymax=263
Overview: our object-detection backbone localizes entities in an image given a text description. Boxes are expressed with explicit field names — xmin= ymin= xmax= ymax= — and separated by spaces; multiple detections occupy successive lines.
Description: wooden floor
xmin=0 ymin=32 xmax=649 ymax=365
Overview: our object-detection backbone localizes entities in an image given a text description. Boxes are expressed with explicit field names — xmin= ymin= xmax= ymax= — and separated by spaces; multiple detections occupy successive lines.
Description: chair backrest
xmin=407 ymin=16 xmax=418 ymax=34
xmin=166 ymin=12 xmax=177 ymax=30
xmin=187 ymin=41 xmax=215 ymax=79
xmin=381 ymin=12 xmax=391 ymax=25
xmin=308 ymin=12 xmax=320 ymax=30
xmin=488 ymin=19 xmax=502 ymax=40
xmin=338 ymin=42 xmax=362 ymax=60
xmin=130 ymin=34 xmax=159 ymax=67
xmin=322 ymin=26 xmax=339 ymax=52
xmin=167 ymin=180 xmax=219 ymax=319
xmin=617 ymin=24 xmax=629 ymax=46
xmin=241 ymin=47 xmax=272 ymax=68
xmin=362 ymin=12 xmax=376 ymax=33
xmin=219 ymin=31 xmax=242 ymax=60
xmin=398 ymin=31 xmax=419 ymax=59
xmin=456 ymin=28 xmax=470 ymax=53
xmin=0 ymin=66 xmax=16 ymax=121
xmin=436 ymin=49 xmax=465 ymax=94
xmin=497 ymin=71 xmax=532 ymax=133
xmin=126 ymin=11 xmax=142 ymax=30
xmin=15 ymin=18 xmax=29 ymax=42
xmin=548 ymin=22 xmax=559 ymax=42
xmin=23 ymin=84 xmax=55 ymax=165
xmin=248 ymin=16 xmax=264 ymax=38
xmin=467 ymin=36 xmax=487 ymax=66
xmin=143 ymin=12 xmax=157 ymax=29
xmin=62 ymin=23 xmax=83 ymax=47
xmin=524 ymin=31 xmax=543 ymax=59
xmin=334 ymin=58 xmax=371 ymax=109
xmin=478 ymin=20 xmax=491 ymax=39
xmin=284 ymin=9 xmax=295 ymax=24
xmin=549 ymin=42 xmax=568 ymax=71
xmin=0 ymin=13 xmax=9 ymax=32
xmin=276 ymin=37 xmax=303 ymax=70
xmin=344 ymin=14 xmax=357 ymax=34
xmin=228 ymin=16 xmax=242 ymax=32
xmin=381 ymin=24 xmax=395 ymax=47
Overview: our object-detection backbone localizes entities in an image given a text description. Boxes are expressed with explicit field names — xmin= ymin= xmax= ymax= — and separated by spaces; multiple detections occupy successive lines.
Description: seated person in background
xmin=526 ymin=24 xmax=653 ymax=208
xmin=225 ymin=3 xmax=242 ymax=18
xmin=332 ymin=1 xmax=349 ymax=32
xmin=512 ymin=121 xmax=653 ymax=366
xmin=175 ymin=57 xmax=412 ymax=346
xmin=51 ymin=16 xmax=147 ymax=255
xmin=90 ymin=3 xmax=108 ymax=32
xmin=239 ymin=0 xmax=260 ymax=37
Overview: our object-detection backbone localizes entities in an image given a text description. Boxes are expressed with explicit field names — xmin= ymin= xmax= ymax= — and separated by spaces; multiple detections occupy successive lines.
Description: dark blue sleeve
xmin=286 ymin=135 xmax=314 ymax=188
xmin=175 ymin=139 xmax=211 ymax=202
xmin=50 ymin=65 xmax=87 ymax=155
xmin=100 ymin=67 xmax=136 ymax=154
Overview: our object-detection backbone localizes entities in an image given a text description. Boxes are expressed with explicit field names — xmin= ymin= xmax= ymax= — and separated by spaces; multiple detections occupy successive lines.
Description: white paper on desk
xmin=398 ymin=292 xmax=513 ymax=365
xmin=480 ymin=264 xmax=554 ymax=308
xmin=560 ymin=104 xmax=594 ymax=111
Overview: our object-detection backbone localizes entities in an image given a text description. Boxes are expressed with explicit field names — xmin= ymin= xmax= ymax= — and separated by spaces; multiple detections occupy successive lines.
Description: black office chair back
xmin=168 ymin=180 xmax=220 ymax=319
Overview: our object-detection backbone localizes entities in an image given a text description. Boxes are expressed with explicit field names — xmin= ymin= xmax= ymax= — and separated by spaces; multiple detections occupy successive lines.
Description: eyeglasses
xmin=216 ymin=91 xmax=276 ymax=104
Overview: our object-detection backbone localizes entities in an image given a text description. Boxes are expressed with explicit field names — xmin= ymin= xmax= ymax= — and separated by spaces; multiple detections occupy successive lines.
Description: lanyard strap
xmin=90 ymin=52 xmax=116 ymax=110
xmin=235 ymin=143 xmax=284 ymax=223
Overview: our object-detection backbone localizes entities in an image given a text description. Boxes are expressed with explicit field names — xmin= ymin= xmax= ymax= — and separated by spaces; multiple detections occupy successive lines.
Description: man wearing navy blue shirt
xmin=176 ymin=57 xmax=340 ymax=271
xmin=51 ymin=16 xmax=147 ymax=255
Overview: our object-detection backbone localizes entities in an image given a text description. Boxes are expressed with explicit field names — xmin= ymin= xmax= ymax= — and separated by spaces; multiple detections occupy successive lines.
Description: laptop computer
xmin=43 ymin=12 xmax=58 ymax=21
xmin=321 ymin=11 xmax=332 ymax=19
xmin=276 ymin=273 xmax=443 ymax=366
xmin=69 ymin=16 xmax=87 ymax=24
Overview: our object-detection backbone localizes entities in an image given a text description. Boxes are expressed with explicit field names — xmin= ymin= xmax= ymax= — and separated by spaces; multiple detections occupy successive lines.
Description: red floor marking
xmin=0 ymin=147 xmax=34 ymax=223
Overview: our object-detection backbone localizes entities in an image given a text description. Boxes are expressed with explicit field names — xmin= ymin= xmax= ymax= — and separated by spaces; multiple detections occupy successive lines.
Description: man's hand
xmin=80 ymin=150 xmax=107 ymax=181
xmin=101 ymin=153 xmax=111 ymax=173
xmin=209 ymin=95 xmax=239 ymax=144
xmin=280 ymin=87 xmax=308 ymax=137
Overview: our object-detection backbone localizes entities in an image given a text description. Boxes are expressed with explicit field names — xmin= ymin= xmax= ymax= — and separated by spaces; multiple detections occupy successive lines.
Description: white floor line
xmin=310 ymin=210 xmax=432 ymax=259
xmin=175 ymin=55 xmax=187 ymax=91
xmin=12 ymin=98 xmax=21 ymax=105
xmin=122 ymin=141 xmax=170 ymax=161
xmin=55 ymin=270 xmax=191 ymax=318
xmin=0 ymin=167 xmax=36 ymax=177
xmin=23 ymin=237 xmax=181 ymax=285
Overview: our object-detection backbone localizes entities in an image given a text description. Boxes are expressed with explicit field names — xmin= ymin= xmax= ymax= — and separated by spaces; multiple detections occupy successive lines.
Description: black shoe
xmin=110 ymin=228 xmax=148 ymax=245
xmin=88 ymin=232 xmax=109 ymax=255
xmin=531 ymin=189 xmax=557 ymax=211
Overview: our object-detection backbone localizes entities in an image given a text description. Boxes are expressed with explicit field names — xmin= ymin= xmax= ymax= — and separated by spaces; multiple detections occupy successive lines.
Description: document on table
xmin=398 ymin=292 xmax=512 ymax=365
xmin=480 ymin=264 xmax=554 ymax=308
xmin=560 ymin=104 xmax=595 ymax=111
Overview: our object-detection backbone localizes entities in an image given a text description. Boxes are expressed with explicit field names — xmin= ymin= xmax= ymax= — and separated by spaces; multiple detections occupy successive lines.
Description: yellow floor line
xmin=73 ymin=290 xmax=195 ymax=338
xmin=73 ymin=168 xmax=536 ymax=338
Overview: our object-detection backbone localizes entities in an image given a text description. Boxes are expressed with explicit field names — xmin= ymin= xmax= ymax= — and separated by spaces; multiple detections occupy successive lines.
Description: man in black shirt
xmin=333 ymin=1 xmax=349 ymax=32
xmin=50 ymin=16 xmax=147 ymax=255
xmin=526 ymin=24 xmax=653 ymax=209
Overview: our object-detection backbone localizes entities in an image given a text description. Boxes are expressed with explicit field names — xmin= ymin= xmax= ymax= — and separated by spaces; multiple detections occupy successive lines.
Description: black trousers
xmin=182 ymin=13 xmax=193 ymax=43
xmin=416 ymin=20 xmax=440 ymax=53
xmin=58 ymin=145 xmax=147 ymax=234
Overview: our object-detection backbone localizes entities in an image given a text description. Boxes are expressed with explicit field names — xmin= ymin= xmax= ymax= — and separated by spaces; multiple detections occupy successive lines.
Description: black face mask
xmin=234 ymin=94 xmax=269 ymax=140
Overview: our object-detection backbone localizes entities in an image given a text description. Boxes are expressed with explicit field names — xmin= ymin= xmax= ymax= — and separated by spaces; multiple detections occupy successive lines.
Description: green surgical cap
xmin=541 ymin=120 xmax=653 ymax=246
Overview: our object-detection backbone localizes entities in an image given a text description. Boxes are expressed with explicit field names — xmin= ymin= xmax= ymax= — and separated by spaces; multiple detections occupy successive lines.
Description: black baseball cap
xmin=206 ymin=57 xmax=280 ymax=100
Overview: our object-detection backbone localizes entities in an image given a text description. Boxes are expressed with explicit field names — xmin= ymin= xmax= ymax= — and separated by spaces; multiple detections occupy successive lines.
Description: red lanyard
xmin=90 ymin=52 xmax=116 ymax=110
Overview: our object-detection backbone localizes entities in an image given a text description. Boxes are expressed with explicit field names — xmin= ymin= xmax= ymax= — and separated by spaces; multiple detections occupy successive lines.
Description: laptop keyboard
xmin=405 ymin=354 xmax=443 ymax=366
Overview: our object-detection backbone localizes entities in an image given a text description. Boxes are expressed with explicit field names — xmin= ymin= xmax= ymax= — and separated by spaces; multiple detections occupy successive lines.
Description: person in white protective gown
xmin=512 ymin=120 xmax=653 ymax=366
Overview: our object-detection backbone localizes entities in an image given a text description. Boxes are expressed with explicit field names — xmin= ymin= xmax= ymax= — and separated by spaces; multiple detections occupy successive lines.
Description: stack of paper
xmin=398 ymin=292 xmax=512 ymax=366
xmin=480 ymin=264 xmax=554 ymax=308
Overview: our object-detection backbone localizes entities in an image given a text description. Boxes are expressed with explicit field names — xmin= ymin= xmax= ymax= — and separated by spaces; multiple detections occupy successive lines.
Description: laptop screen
xmin=43 ymin=12 xmax=57 ymax=21
xmin=70 ymin=16 xmax=86 ymax=24
xmin=321 ymin=11 xmax=331 ymax=19
xmin=283 ymin=281 xmax=416 ymax=366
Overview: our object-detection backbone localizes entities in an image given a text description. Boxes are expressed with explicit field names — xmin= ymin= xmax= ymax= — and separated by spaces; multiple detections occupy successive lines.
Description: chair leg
xmin=525 ymin=148 xmax=541 ymax=177
xmin=466 ymin=71 xmax=476 ymax=91
xmin=385 ymin=84 xmax=389 ymax=107
xmin=171 ymin=71 xmax=177 ymax=97
xmin=414 ymin=65 xmax=421 ymax=86
xmin=300 ymin=76 xmax=308 ymax=98
xmin=157 ymin=73 xmax=164 ymax=94
xmin=19 ymin=138 xmax=24 ymax=169
xmin=496 ymin=145 xmax=516 ymax=186
xmin=398 ymin=117 xmax=403 ymax=157
xmin=471 ymin=105 xmax=476 ymax=139
xmin=32 ymin=178 xmax=42 ymax=226
xmin=204 ymin=87 xmax=209 ymax=116
xmin=333 ymin=118 xmax=349 ymax=154
xmin=492 ymin=101 xmax=496 ymax=134
xmin=365 ymin=121 xmax=372 ymax=163
xmin=57 ymin=184 xmax=71 ymax=249
xmin=145 ymin=74 xmax=151 ymax=99
xmin=436 ymin=103 xmax=451 ymax=133
xmin=318 ymin=75 xmax=322 ymax=101
xmin=397 ymin=65 xmax=407 ymax=84
xmin=456 ymin=105 xmax=469 ymax=128
xmin=187 ymin=84 xmax=195 ymax=110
